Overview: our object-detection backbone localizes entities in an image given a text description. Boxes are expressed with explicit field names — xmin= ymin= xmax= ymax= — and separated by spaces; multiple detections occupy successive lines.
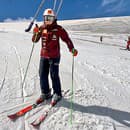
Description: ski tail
xmin=7 ymin=99 xmax=44 ymax=120
xmin=25 ymin=22 xmax=34 ymax=32
xmin=25 ymin=0 xmax=46 ymax=32
xmin=8 ymin=114 xmax=18 ymax=121
xmin=8 ymin=105 xmax=33 ymax=120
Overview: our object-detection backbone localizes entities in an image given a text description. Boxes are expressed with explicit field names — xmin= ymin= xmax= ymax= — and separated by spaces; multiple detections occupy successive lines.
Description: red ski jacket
xmin=127 ymin=40 xmax=130 ymax=49
xmin=127 ymin=40 xmax=130 ymax=45
xmin=32 ymin=21 xmax=74 ymax=58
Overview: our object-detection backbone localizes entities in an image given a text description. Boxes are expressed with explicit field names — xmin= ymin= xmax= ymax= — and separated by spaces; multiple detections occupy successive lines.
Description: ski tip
xmin=7 ymin=114 xmax=17 ymax=121
xmin=31 ymin=122 xmax=40 ymax=128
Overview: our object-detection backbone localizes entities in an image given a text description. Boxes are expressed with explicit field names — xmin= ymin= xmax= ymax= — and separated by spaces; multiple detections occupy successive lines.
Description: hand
xmin=33 ymin=24 xmax=39 ymax=34
xmin=71 ymin=48 xmax=78 ymax=56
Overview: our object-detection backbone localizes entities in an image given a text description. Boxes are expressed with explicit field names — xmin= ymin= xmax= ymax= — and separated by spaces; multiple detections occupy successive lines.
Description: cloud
xmin=3 ymin=17 xmax=33 ymax=22
xmin=105 ymin=0 xmax=125 ymax=13
xmin=102 ymin=0 xmax=118 ymax=7
xmin=101 ymin=0 xmax=128 ymax=15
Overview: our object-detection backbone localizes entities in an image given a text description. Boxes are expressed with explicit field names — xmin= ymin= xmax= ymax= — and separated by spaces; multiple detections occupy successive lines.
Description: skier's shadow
xmin=58 ymin=98 xmax=130 ymax=127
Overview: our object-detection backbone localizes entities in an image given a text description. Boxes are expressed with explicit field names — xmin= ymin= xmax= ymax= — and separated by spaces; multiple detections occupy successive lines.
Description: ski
xmin=31 ymin=100 xmax=58 ymax=127
xmin=31 ymin=90 xmax=69 ymax=127
xmin=120 ymin=48 xmax=127 ymax=50
xmin=7 ymin=99 xmax=44 ymax=121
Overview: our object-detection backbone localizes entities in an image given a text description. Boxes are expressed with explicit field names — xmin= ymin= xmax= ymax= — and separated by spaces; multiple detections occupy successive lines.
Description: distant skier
xmin=100 ymin=36 xmax=103 ymax=43
xmin=126 ymin=36 xmax=130 ymax=50
xmin=32 ymin=8 xmax=78 ymax=104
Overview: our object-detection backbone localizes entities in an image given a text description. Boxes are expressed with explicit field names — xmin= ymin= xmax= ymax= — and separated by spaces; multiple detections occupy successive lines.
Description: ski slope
xmin=0 ymin=16 xmax=130 ymax=130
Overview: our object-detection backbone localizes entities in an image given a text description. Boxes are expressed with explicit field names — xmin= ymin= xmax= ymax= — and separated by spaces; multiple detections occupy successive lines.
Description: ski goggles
xmin=44 ymin=15 xmax=55 ymax=22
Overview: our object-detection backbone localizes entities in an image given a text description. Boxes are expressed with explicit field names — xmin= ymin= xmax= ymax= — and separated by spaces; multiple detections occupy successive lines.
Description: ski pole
xmin=53 ymin=0 xmax=57 ymax=11
xmin=56 ymin=0 xmax=63 ymax=16
xmin=70 ymin=55 xmax=74 ymax=125
xmin=52 ymin=0 xmax=63 ymax=16
xmin=25 ymin=0 xmax=46 ymax=32
xmin=21 ymin=30 xmax=38 ymax=96
xmin=21 ymin=42 xmax=35 ymax=96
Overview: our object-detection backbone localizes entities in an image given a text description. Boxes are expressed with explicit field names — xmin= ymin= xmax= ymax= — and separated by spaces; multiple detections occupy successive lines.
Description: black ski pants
xmin=39 ymin=57 xmax=62 ymax=96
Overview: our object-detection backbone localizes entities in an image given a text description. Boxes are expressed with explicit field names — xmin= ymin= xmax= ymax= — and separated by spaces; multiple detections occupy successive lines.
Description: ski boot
xmin=36 ymin=91 xmax=52 ymax=105
xmin=51 ymin=93 xmax=62 ymax=106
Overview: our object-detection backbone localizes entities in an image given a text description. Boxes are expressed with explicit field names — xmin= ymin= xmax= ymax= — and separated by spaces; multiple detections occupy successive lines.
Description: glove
xmin=71 ymin=48 xmax=78 ymax=56
xmin=32 ymin=24 xmax=40 ymax=42
xmin=33 ymin=24 xmax=39 ymax=34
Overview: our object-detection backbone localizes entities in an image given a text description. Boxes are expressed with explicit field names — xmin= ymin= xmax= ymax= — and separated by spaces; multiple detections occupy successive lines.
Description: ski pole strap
xmin=70 ymin=55 xmax=74 ymax=125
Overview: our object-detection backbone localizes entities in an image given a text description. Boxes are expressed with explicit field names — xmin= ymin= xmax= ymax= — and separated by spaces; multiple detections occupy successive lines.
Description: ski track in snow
xmin=0 ymin=17 xmax=130 ymax=130
xmin=0 ymin=56 xmax=8 ymax=93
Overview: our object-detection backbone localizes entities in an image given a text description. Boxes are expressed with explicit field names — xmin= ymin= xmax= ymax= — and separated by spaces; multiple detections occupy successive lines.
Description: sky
xmin=0 ymin=0 xmax=130 ymax=22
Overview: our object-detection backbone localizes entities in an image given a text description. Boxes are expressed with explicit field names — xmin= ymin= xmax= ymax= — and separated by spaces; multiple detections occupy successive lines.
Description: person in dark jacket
xmin=126 ymin=36 xmax=130 ymax=50
xmin=32 ymin=8 xmax=78 ymax=104
xmin=100 ymin=36 xmax=103 ymax=43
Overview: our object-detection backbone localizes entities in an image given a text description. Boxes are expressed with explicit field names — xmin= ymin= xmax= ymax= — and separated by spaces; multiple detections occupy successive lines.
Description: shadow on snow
xmin=59 ymin=98 xmax=130 ymax=127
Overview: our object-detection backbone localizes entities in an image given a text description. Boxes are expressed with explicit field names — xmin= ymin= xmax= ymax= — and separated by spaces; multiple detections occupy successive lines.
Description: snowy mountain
xmin=0 ymin=16 xmax=130 ymax=130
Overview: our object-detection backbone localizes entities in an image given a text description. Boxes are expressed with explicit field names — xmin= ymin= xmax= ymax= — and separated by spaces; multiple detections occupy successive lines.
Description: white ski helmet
xmin=43 ymin=8 xmax=55 ymax=17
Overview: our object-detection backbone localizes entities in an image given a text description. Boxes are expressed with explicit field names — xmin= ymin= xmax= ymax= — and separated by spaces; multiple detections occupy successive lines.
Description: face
xmin=44 ymin=15 xmax=55 ymax=25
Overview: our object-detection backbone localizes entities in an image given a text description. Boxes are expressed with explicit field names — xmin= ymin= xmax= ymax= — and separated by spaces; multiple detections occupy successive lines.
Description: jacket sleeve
xmin=32 ymin=26 xmax=42 ymax=43
xmin=58 ymin=26 xmax=74 ymax=51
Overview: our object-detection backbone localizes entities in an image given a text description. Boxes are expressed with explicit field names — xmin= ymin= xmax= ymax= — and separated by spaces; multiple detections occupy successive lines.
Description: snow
xmin=0 ymin=16 xmax=130 ymax=130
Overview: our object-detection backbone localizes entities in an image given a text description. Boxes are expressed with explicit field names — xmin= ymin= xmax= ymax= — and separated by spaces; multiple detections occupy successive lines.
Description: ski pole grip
xmin=72 ymin=48 xmax=75 ymax=54
xmin=35 ymin=24 xmax=38 ymax=28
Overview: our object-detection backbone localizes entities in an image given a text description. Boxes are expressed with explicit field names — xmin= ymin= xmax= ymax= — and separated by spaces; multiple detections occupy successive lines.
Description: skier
xmin=126 ymin=36 xmax=130 ymax=50
xmin=32 ymin=8 xmax=78 ymax=104
xmin=100 ymin=36 xmax=103 ymax=43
